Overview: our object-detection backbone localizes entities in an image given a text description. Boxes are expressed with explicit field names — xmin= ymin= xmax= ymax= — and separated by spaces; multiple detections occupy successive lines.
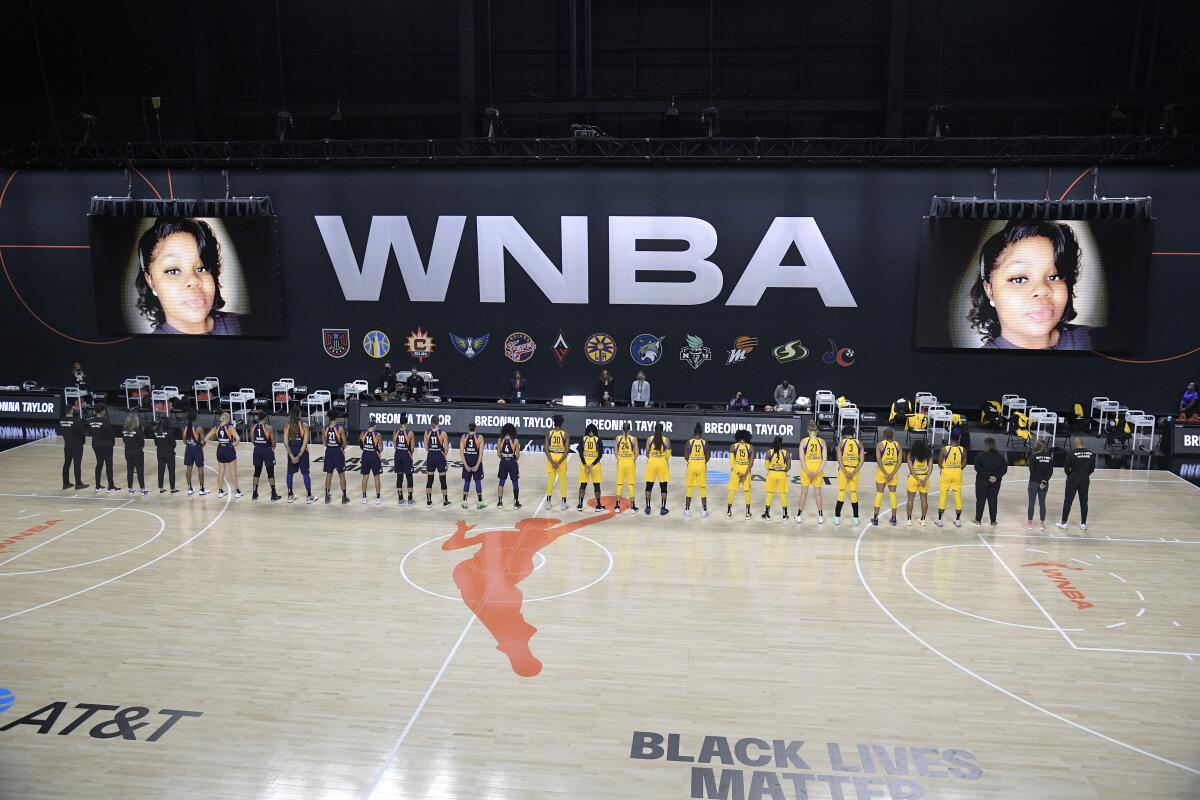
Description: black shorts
xmin=497 ymin=459 xmax=519 ymax=483
xmin=323 ymin=448 xmax=346 ymax=473
xmin=393 ymin=453 xmax=413 ymax=474
xmin=184 ymin=446 xmax=205 ymax=467
xmin=360 ymin=452 xmax=382 ymax=475
xmin=287 ymin=444 xmax=310 ymax=474
xmin=461 ymin=461 xmax=485 ymax=481
xmin=216 ymin=443 xmax=237 ymax=463
xmin=253 ymin=446 xmax=275 ymax=469
xmin=425 ymin=451 xmax=447 ymax=474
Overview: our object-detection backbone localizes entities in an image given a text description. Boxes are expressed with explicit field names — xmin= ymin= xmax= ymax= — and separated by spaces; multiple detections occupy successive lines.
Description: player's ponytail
xmin=651 ymin=422 xmax=665 ymax=452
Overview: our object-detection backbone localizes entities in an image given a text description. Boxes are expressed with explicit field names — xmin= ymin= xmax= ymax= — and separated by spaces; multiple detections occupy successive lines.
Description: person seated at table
xmin=728 ymin=391 xmax=750 ymax=411
xmin=773 ymin=380 xmax=796 ymax=412
xmin=1181 ymin=382 xmax=1199 ymax=417
xmin=378 ymin=361 xmax=395 ymax=400
xmin=406 ymin=370 xmax=427 ymax=401
xmin=70 ymin=362 xmax=87 ymax=391
xmin=596 ymin=369 xmax=617 ymax=407
xmin=631 ymin=372 xmax=651 ymax=408
xmin=508 ymin=370 xmax=527 ymax=404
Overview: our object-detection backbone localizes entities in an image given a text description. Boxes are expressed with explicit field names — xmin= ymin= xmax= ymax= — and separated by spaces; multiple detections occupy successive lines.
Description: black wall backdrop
xmin=0 ymin=166 xmax=1195 ymax=413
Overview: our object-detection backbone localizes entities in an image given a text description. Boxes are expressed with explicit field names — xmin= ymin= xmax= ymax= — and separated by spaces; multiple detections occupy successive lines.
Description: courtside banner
xmin=1171 ymin=423 xmax=1200 ymax=457
xmin=0 ymin=392 xmax=62 ymax=421
xmin=354 ymin=402 xmax=809 ymax=445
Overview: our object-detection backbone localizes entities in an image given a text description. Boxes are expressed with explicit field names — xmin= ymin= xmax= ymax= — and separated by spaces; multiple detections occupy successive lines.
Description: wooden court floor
xmin=0 ymin=438 xmax=1197 ymax=800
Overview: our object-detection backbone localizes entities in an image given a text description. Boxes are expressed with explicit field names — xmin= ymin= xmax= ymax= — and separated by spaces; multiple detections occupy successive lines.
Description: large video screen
xmin=89 ymin=216 xmax=282 ymax=337
xmin=914 ymin=218 xmax=1152 ymax=353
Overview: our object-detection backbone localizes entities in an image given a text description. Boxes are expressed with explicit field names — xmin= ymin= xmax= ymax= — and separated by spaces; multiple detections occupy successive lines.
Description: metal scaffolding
xmin=2 ymin=135 xmax=1196 ymax=168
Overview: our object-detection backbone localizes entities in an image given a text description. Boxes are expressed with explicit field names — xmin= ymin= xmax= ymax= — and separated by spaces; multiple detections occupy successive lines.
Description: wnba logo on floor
xmin=0 ymin=688 xmax=14 ymax=714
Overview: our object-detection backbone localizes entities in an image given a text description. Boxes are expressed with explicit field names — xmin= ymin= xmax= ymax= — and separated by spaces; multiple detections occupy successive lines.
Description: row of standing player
xmin=60 ymin=408 xmax=968 ymax=524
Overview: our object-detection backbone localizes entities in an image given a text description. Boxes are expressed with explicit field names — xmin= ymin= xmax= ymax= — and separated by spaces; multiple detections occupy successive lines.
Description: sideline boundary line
xmin=855 ymin=526 xmax=1200 ymax=776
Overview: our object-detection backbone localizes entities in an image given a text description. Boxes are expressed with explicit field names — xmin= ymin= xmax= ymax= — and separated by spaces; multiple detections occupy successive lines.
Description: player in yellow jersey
xmin=761 ymin=435 xmax=791 ymax=521
xmin=833 ymin=425 xmax=863 ymax=526
xmin=726 ymin=429 xmax=754 ymax=518
xmin=872 ymin=427 xmax=902 ymax=526
xmin=935 ymin=432 xmax=966 ymax=527
xmin=643 ymin=422 xmax=671 ymax=516
xmin=796 ymin=422 xmax=826 ymax=525
xmin=613 ymin=422 xmax=639 ymax=513
xmin=576 ymin=423 xmax=605 ymax=513
xmin=544 ymin=414 xmax=571 ymax=511
xmin=904 ymin=439 xmax=932 ymax=527
xmin=683 ymin=423 xmax=710 ymax=518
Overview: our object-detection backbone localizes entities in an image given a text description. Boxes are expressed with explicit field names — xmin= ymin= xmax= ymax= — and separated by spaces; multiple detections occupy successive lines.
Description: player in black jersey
xmin=424 ymin=416 xmax=451 ymax=507
xmin=88 ymin=406 xmax=118 ymax=492
xmin=182 ymin=410 xmax=207 ymax=495
xmin=360 ymin=421 xmax=384 ymax=505
xmin=283 ymin=407 xmax=315 ymax=504
xmin=249 ymin=411 xmax=280 ymax=501
xmin=204 ymin=411 xmax=243 ymax=498
xmin=495 ymin=423 xmax=522 ymax=509
xmin=460 ymin=422 xmax=487 ymax=509
xmin=322 ymin=411 xmax=350 ymax=504
xmin=393 ymin=415 xmax=416 ymax=506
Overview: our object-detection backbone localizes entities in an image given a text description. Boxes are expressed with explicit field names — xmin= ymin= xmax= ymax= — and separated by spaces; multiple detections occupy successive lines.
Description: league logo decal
xmin=726 ymin=335 xmax=759 ymax=365
xmin=405 ymin=327 xmax=436 ymax=363
xmin=362 ymin=330 xmax=390 ymax=359
xmin=679 ymin=334 xmax=712 ymax=370
xmin=822 ymin=338 xmax=855 ymax=367
xmin=584 ymin=332 xmax=617 ymax=365
xmin=450 ymin=332 xmax=490 ymax=359
xmin=504 ymin=332 xmax=537 ymax=363
xmin=630 ymin=333 xmax=665 ymax=366
xmin=322 ymin=328 xmax=350 ymax=358
xmin=553 ymin=331 xmax=571 ymax=366
xmin=772 ymin=339 xmax=810 ymax=364
xmin=442 ymin=508 xmax=617 ymax=677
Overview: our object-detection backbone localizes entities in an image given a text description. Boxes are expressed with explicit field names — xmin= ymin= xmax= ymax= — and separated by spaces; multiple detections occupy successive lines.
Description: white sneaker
xmin=1079 ymin=523 xmax=1088 ymax=531
xmin=141 ymin=489 xmax=149 ymax=496
xmin=288 ymin=494 xmax=296 ymax=504
xmin=701 ymin=510 xmax=709 ymax=518
xmin=1055 ymin=522 xmax=1068 ymax=530
xmin=683 ymin=509 xmax=691 ymax=518
xmin=906 ymin=519 xmax=913 ymax=527
xmin=560 ymin=500 xmax=568 ymax=511
xmin=187 ymin=487 xmax=195 ymax=496
xmin=127 ymin=489 xmax=135 ymax=496
xmin=817 ymin=514 xmax=824 ymax=525
xmin=794 ymin=515 xmax=802 ymax=525
xmin=376 ymin=497 xmax=383 ymax=505
xmin=362 ymin=496 xmax=368 ymax=504
xmin=235 ymin=490 xmax=243 ymax=499
xmin=953 ymin=519 xmax=961 ymax=528
xmin=218 ymin=490 xmax=227 ymax=498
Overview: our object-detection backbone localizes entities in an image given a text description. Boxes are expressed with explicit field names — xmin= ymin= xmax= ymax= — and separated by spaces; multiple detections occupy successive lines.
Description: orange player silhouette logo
xmin=442 ymin=500 xmax=618 ymax=677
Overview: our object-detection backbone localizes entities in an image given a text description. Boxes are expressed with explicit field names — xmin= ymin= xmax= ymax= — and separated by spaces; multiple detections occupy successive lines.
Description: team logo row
xmin=324 ymin=328 xmax=853 ymax=368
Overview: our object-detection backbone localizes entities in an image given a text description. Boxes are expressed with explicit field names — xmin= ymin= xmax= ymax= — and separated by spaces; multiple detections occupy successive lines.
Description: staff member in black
xmin=88 ymin=406 xmax=118 ymax=492
xmin=154 ymin=418 xmax=178 ymax=493
xmin=59 ymin=406 xmax=88 ymax=490
xmin=378 ymin=361 xmax=395 ymax=400
xmin=972 ymin=437 xmax=1007 ymax=526
xmin=1025 ymin=439 xmax=1053 ymax=531
xmin=1056 ymin=437 xmax=1096 ymax=531
xmin=122 ymin=414 xmax=148 ymax=496
xmin=406 ymin=370 xmax=427 ymax=401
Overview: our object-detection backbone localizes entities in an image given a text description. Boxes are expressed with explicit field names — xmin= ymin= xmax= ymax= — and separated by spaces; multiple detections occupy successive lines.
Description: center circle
xmin=400 ymin=526 xmax=613 ymax=603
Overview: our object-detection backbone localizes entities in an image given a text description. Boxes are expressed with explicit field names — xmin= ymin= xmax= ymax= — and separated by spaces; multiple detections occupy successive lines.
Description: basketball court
xmin=1 ymin=438 xmax=1197 ymax=799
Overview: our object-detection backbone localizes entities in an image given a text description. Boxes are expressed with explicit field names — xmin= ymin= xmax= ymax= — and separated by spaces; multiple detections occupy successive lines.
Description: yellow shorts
xmin=579 ymin=463 xmax=603 ymax=483
xmin=546 ymin=458 xmax=569 ymax=477
xmin=765 ymin=471 xmax=789 ymax=494
xmin=616 ymin=460 xmax=637 ymax=487
xmin=685 ymin=461 xmax=707 ymax=488
xmin=728 ymin=469 xmax=752 ymax=491
xmin=644 ymin=458 xmax=670 ymax=484
xmin=799 ymin=462 xmax=824 ymax=487
xmin=939 ymin=468 xmax=963 ymax=492
xmin=875 ymin=464 xmax=900 ymax=487
xmin=837 ymin=470 xmax=861 ymax=493
xmin=906 ymin=475 xmax=930 ymax=494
